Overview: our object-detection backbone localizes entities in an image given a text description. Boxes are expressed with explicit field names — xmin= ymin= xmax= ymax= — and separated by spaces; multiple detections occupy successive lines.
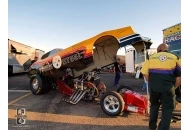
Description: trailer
xmin=163 ymin=23 xmax=181 ymax=97
xmin=125 ymin=47 xmax=156 ymax=76
xmin=8 ymin=39 xmax=45 ymax=74
xmin=163 ymin=23 xmax=181 ymax=58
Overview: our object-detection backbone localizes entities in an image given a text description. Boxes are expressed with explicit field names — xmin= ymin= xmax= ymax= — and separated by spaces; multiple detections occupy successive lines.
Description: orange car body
xmin=26 ymin=26 xmax=152 ymax=78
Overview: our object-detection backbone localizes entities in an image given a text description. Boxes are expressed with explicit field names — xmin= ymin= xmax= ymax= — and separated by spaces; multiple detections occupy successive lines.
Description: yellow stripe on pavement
xmin=8 ymin=92 xmax=32 ymax=105
xmin=8 ymin=109 xmax=147 ymax=126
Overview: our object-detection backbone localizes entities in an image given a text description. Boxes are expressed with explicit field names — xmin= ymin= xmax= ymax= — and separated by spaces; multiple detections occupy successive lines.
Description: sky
xmin=8 ymin=0 xmax=181 ymax=55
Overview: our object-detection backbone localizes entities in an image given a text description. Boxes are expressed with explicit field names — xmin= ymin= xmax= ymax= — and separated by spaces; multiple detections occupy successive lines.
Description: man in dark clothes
xmin=141 ymin=43 xmax=181 ymax=130
xmin=113 ymin=58 xmax=122 ymax=86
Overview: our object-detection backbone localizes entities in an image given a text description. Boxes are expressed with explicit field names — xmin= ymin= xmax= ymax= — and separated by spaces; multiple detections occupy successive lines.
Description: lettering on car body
xmin=62 ymin=52 xmax=84 ymax=65
xmin=38 ymin=51 xmax=84 ymax=73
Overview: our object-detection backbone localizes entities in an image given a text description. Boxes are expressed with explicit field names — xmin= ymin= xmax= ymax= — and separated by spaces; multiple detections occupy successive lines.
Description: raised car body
xmin=26 ymin=26 xmax=152 ymax=79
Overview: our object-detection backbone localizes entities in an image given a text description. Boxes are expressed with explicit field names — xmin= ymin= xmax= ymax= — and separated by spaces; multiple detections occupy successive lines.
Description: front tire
xmin=30 ymin=74 xmax=43 ymax=95
xmin=30 ymin=74 xmax=51 ymax=95
xmin=100 ymin=91 xmax=124 ymax=116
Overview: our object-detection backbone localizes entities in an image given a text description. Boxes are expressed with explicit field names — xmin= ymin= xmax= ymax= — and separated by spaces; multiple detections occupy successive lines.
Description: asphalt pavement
xmin=8 ymin=72 xmax=181 ymax=130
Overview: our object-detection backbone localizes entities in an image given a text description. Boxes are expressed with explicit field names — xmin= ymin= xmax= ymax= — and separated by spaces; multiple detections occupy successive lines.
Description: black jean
xmin=149 ymin=87 xmax=175 ymax=130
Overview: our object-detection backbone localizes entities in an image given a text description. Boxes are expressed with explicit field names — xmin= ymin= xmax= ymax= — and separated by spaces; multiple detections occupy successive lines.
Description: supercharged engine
xmin=61 ymin=71 xmax=100 ymax=104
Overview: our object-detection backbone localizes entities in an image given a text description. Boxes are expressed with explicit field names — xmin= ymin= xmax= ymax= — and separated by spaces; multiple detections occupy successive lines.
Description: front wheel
xmin=100 ymin=91 xmax=124 ymax=116
xmin=30 ymin=74 xmax=51 ymax=95
xmin=30 ymin=74 xmax=43 ymax=95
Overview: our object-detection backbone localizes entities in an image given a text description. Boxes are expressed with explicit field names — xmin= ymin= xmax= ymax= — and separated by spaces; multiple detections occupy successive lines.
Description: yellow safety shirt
xmin=141 ymin=51 xmax=181 ymax=92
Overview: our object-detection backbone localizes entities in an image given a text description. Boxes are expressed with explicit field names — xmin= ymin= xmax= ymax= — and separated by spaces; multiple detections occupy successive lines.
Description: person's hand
xmin=175 ymin=85 xmax=180 ymax=89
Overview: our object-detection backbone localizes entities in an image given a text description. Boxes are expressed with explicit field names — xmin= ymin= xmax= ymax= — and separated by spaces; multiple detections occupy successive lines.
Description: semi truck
xmin=8 ymin=39 xmax=45 ymax=74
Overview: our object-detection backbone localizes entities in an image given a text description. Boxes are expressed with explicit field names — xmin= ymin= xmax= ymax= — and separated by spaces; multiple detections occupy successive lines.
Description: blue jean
xmin=114 ymin=72 xmax=120 ymax=85
xmin=142 ymin=82 xmax=146 ymax=90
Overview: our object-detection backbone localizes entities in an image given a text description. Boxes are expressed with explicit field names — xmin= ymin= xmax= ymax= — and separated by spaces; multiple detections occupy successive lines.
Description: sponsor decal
xmin=151 ymin=55 xmax=173 ymax=61
xmin=39 ymin=62 xmax=53 ymax=73
xmin=159 ymin=55 xmax=167 ymax=62
xmin=39 ymin=51 xmax=84 ymax=73
xmin=62 ymin=51 xmax=84 ymax=65
xmin=52 ymin=55 xmax=62 ymax=69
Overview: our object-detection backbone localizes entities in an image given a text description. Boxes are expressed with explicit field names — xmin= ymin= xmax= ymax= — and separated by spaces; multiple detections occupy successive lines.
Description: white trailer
xmin=125 ymin=48 xmax=136 ymax=73
xmin=125 ymin=47 xmax=156 ymax=74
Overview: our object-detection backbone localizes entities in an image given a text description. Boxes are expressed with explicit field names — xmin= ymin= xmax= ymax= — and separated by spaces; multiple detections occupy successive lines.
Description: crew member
xmin=113 ymin=57 xmax=122 ymax=86
xmin=141 ymin=43 xmax=181 ymax=130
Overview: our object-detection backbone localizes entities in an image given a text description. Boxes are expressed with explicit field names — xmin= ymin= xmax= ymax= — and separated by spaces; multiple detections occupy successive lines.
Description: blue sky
xmin=8 ymin=0 xmax=181 ymax=54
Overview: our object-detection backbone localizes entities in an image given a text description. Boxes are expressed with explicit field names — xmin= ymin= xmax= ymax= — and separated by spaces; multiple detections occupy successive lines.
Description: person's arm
xmin=175 ymin=77 xmax=181 ymax=89
xmin=119 ymin=65 xmax=122 ymax=73
xmin=113 ymin=62 xmax=116 ymax=73
xmin=141 ymin=60 xmax=149 ymax=81
xmin=175 ymin=58 xmax=181 ymax=88
xmin=143 ymin=74 xmax=149 ymax=82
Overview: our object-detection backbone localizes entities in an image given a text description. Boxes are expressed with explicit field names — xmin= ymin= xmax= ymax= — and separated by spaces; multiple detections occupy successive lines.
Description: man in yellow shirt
xmin=141 ymin=43 xmax=181 ymax=130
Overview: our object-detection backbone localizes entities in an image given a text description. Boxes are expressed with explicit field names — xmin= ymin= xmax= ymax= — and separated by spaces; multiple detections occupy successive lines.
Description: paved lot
xmin=8 ymin=72 xmax=181 ymax=130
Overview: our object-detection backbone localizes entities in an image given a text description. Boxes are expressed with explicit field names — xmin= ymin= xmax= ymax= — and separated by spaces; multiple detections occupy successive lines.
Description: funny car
xmin=24 ymin=26 xmax=152 ymax=104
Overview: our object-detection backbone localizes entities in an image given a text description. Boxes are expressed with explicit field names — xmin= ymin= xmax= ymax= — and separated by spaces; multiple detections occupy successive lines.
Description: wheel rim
xmin=32 ymin=78 xmax=39 ymax=90
xmin=103 ymin=95 xmax=120 ymax=113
